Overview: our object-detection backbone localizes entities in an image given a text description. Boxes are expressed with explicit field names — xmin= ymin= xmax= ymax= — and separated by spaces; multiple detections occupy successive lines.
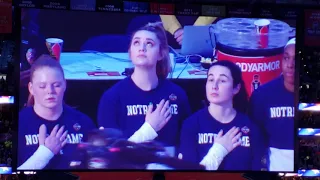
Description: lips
xmin=46 ymin=97 xmax=56 ymax=101
xmin=285 ymin=72 xmax=295 ymax=77
xmin=210 ymin=93 xmax=219 ymax=97
xmin=137 ymin=54 xmax=147 ymax=58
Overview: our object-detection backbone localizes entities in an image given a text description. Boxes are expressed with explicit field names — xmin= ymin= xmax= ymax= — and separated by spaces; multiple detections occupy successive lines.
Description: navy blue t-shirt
xmin=18 ymin=105 xmax=96 ymax=170
xmin=249 ymin=75 xmax=294 ymax=170
xmin=97 ymin=77 xmax=191 ymax=151
xmin=179 ymin=107 xmax=265 ymax=171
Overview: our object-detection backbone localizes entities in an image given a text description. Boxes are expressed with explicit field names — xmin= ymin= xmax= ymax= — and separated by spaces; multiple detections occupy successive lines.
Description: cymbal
xmin=0 ymin=133 xmax=12 ymax=142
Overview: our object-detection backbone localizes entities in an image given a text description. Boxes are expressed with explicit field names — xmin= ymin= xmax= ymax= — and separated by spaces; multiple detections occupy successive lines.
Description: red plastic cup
xmin=254 ymin=19 xmax=270 ymax=48
xmin=45 ymin=38 xmax=63 ymax=62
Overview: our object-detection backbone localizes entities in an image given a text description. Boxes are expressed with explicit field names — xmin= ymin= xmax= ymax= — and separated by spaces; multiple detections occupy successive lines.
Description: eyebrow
xmin=36 ymin=81 xmax=62 ymax=85
xmin=133 ymin=37 xmax=155 ymax=42
xmin=284 ymin=52 xmax=295 ymax=57
xmin=208 ymin=74 xmax=229 ymax=78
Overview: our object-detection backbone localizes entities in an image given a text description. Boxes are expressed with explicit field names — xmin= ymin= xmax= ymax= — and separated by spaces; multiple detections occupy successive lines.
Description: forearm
xmin=128 ymin=122 xmax=158 ymax=143
xmin=18 ymin=145 xmax=54 ymax=170
xmin=194 ymin=16 xmax=217 ymax=26
xmin=159 ymin=15 xmax=182 ymax=35
xmin=199 ymin=143 xmax=228 ymax=170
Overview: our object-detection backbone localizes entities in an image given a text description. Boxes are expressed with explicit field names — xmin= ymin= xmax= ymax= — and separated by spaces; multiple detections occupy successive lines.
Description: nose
xmin=46 ymin=85 xmax=56 ymax=94
xmin=212 ymin=80 xmax=219 ymax=90
xmin=139 ymin=43 xmax=147 ymax=52
xmin=287 ymin=58 xmax=295 ymax=69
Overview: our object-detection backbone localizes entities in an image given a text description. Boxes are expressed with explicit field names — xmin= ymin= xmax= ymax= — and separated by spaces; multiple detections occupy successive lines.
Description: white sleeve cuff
xmin=128 ymin=122 xmax=158 ymax=143
xmin=200 ymin=143 xmax=228 ymax=171
xmin=18 ymin=145 xmax=55 ymax=170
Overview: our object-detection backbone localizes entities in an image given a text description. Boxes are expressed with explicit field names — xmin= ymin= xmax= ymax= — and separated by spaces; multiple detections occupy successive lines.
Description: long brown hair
xmin=130 ymin=22 xmax=171 ymax=79
xmin=26 ymin=54 xmax=65 ymax=106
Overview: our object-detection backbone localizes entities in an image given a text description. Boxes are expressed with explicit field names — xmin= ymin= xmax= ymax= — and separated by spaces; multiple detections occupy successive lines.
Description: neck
xmin=284 ymin=82 xmax=294 ymax=93
xmin=33 ymin=103 xmax=63 ymax=121
xmin=208 ymin=102 xmax=236 ymax=124
xmin=131 ymin=67 xmax=158 ymax=91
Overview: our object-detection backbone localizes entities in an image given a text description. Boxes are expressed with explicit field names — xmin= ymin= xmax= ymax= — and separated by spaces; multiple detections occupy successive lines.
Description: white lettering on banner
xmin=127 ymin=104 xmax=179 ymax=116
xmin=236 ymin=60 xmax=280 ymax=72
xmin=198 ymin=133 xmax=250 ymax=147
xmin=270 ymin=107 xmax=295 ymax=118
xmin=25 ymin=133 xmax=84 ymax=145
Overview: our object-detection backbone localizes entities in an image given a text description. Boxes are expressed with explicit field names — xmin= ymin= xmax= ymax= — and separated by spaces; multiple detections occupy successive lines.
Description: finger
xmin=177 ymin=35 xmax=183 ymax=45
xmin=146 ymin=102 xmax=154 ymax=115
xmin=38 ymin=124 xmax=47 ymax=145
xmin=158 ymin=114 xmax=172 ymax=130
xmin=230 ymin=127 xmax=240 ymax=138
xmin=164 ymin=106 xmax=172 ymax=118
xmin=225 ymin=127 xmax=238 ymax=137
xmin=232 ymin=141 xmax=242 ymax=149
xmin=216 ymin=129 xmax=223 ymax=138
xmin=155 ymin=99 xmax=165 ymax=112
xmin=160 ymin=100 xmax=170 ymax=115
xmin=50 ymin=124 xmax=60 ymax=137
xmin=165 ymin=114 xmax=172 ymax=123
xmin=61 ymin=138 xmax=68 ymax=148
xmin=174 ymin=30 xmax=183 ymax=38
xmin=60 ymin=130 xmax=68 ymax=142
xmin=56 ymin=125 xmax=65 ymax=138
xmin=232 ymin=132 xmax=242 ymax=143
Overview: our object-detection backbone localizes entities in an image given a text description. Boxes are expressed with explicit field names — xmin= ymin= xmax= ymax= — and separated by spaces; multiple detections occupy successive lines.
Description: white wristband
xmin=128 ymin=122 xmax=158 ymax=143
xmin=18 ymin=145 xmax=54 ymax=170
xmin=200 ymin=143 xmax=228 ymax=170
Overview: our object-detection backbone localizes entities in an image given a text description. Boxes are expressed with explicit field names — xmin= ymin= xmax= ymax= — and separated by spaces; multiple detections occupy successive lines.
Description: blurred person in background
xmin=160 ymin=15 xmax=217 ymax=45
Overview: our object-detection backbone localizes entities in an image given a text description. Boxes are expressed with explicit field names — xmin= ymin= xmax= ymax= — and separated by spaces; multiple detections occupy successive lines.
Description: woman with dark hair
xmin=97 ymin=22 xmax=191 ymax=158
xmin=178 ymin=60 xmax=266 ymax=171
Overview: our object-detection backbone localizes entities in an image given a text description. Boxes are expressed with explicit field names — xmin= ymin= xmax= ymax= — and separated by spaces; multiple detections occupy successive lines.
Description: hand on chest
xmin=24 ymin=124 xmax=85 ymax=146
xmin=125 ymin=97 xmax=180 ymax=117
xmin=198 ymin=127 xmax=251 ymax=148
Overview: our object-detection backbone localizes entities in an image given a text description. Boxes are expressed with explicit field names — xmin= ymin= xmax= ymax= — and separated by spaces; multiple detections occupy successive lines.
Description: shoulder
xmin=101 ymin=77 xmax=132 ymax=97
xmin=251 ymin=76 xmax=283 ymax=101
xmin=183 ymin=108 xmax=207 ymax=127
xmin=19 ymin=107 xmax=34 ymax=122
xmin=236 ymin=111 xmax=259 ymax=130
xmin=255 ymin=76 xmax=283 ymax=95
xmin=235 ymin=111 xmax=252 ymax=125
xmin=19 ymin=107 xmax=34 ymax=125
xmin=18 ymin=107 xmax=35 ymax=132
xmin=161 ymin=79 xmax=188 ymax=97
xmin=63 ymin=105 xmax=96 ymax=128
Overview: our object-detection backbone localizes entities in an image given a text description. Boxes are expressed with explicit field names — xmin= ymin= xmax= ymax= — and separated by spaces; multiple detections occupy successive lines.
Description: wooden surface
xmin=73 ymin=172 xmax=245 ymax=180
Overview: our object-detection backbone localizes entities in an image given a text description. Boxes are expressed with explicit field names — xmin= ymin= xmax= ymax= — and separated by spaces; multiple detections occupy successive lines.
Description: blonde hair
xmin=130 ymin=22 xmax=171 ymax=79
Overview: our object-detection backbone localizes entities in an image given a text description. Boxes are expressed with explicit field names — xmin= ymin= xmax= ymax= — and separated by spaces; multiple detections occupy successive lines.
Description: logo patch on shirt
xmin=73 ymin=123 xmax=81 ymax=131
xmin=241 ymin=126 xmax=250 ymax=134
xmin=169 ymin=94 xmax=177 ymax=101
